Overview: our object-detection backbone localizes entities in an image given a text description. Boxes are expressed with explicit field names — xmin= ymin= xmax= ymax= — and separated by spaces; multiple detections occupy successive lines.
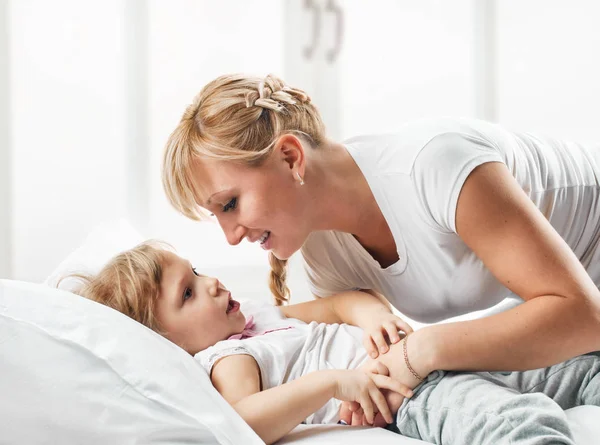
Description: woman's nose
xmin=221 ymin=220 xmax=247 ymax=246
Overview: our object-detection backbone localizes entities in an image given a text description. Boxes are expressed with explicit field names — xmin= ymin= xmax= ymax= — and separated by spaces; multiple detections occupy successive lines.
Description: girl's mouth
xmin=226 ymin=299 xmax=240 ymax=314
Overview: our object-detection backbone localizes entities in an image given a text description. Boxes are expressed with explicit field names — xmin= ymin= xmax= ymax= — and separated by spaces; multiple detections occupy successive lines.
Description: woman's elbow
xmin=571 ymin=290 xmax=600 ymax=348
xmin=591 ymin=295 xmax=600 ymax=332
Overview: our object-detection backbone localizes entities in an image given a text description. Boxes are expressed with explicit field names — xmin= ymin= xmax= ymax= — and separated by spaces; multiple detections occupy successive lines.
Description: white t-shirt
xmin=302 ymin=118 xmax=600 ymax=323
xmin=195 ymin=300 xmax=368 ymax=424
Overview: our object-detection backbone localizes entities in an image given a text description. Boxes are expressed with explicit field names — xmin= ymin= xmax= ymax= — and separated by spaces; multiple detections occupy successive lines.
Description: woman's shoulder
xmin=343 ymin=117 xmax=506 ymax=175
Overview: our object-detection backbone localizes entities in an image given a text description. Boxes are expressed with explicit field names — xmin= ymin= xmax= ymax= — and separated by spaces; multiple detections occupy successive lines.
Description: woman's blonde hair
xmin=162 ymin=73 xmax=326 ymax=306
xmin=64 ymin=241 xmax=171 ymax=335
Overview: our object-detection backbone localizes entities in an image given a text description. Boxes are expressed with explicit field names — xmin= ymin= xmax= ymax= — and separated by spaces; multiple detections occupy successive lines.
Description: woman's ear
xmin=274 ymin=134 xmax=306 ymax=179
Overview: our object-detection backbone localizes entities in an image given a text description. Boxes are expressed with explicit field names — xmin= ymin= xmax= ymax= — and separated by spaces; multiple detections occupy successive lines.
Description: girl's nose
xmin=207 ymin=277 xmax=220 ymax=297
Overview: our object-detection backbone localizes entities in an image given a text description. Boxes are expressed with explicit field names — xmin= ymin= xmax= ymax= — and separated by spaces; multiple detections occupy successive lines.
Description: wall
xmin=496 ymin=0 xmax=600 ymax=144
xmin=337 ymin=0 xmax=478 ymax=138
xmin=2 ymin=0 xmax=309 ymax=302
xmin=0 ymin=0 xmax=11 ymax=279
xmin=3 ymin=1 xmax=600 ymax=304
xmin=146 ymin=0 xmax=285 ymax=268
xmin=8 ymin=0 xmax=129 ymax=282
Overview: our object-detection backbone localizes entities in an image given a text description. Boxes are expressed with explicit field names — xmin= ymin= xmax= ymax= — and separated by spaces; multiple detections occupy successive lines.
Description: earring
xmin=296 ymin=172 xmax=305 ymax=186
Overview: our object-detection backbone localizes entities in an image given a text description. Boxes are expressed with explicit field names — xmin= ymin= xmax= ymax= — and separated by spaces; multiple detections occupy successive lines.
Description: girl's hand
xmin=358 ymin=360 xmax=413 ymax=399
xmin=338 ymin=361 xmax=412 ymax=427
xmin=362 ymin=312 xmax=413 ymax=359
xmin=330 ymin=369 xmax=407 ymax=425
xmin=344 ymin=389 xmax=405 ymax=427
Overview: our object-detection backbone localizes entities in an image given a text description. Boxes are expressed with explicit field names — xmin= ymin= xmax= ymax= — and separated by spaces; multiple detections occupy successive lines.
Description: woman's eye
xmin=222 ymin=197 xmax=237 ymax=213
xmin=192 ymin=267 xmax=199 ymax=277
xmin=183 ymin=288 xmax=193 ymax=302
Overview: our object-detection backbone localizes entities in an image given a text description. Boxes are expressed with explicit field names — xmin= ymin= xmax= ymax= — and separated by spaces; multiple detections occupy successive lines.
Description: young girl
xmin=74 ymin=241 xmax=600 ymax=445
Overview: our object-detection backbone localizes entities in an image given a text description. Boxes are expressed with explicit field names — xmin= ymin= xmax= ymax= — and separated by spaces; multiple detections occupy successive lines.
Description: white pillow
xmin=43 ymin=219 xmax=145 ymax=292
xmin=0 ymin=279 xmax=263 ymax=444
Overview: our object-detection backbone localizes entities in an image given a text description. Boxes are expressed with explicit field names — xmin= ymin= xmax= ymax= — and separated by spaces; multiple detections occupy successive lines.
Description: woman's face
xmin=155 ymin=252 xmax=246 ymax=355
xmin=193 ymin=137 xmax=310 ymax=260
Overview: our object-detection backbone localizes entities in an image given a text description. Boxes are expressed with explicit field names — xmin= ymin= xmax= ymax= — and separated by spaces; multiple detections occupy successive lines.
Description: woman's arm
xmin=412 ymin=162 xmax=600 ymax=376
xmin=282 ymin=291 xmax=411 ymax=357
xmin=280 ymin=290 xmax=388 ymax=325
xmin=211 ymin=354 xmax=403 ymax=444
xmin=282 ymin=291 xmax=409 ymax=334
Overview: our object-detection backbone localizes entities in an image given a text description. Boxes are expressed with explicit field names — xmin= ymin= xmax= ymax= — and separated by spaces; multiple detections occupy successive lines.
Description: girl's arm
xmin=211 ymin=354 xmax=405 ymax=444
xmin=211 ymin=354 xmax=333 ymax=443
xmin=411 ymin=162 xmax=600 ymax=376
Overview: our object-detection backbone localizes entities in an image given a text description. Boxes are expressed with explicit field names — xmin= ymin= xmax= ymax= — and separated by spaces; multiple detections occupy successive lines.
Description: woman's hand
xmin=362 ymin=312 xmax=413 ymax=359
xmin=338 ymin=360 xmax=413 ymax=427
xmin=329 ymin=368 xmax=408 ymax=425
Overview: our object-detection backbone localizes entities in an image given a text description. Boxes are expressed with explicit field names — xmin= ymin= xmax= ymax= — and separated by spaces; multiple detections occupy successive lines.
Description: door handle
xmin=325 ymin=0 xmax=344 ymax=63
xmin=303 ymin=0 xmax=322 ymax=60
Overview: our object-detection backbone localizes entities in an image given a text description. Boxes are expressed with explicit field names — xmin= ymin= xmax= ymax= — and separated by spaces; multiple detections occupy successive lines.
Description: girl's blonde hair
xmin=162 ymin=73 xmax=326 ymax=306
xmin=65 ymin=241 xmax=171 ymax=335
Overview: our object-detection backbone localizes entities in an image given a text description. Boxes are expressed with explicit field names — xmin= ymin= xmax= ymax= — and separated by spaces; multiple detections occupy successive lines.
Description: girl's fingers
xmin=362 ymin=414 xmax=370 ymax=426
xmin=368 ymin=386 xmax=392 ymax=424
xmin=372 ymin=374 xmax=414 ymax=399
xmin=363 ymin=336 xmax=379 ymax=359
xmin=338 ymin=401 xmax=353 ymax=424
xmin=348 ymin=401 xmax=361 ymax=412
xmin=373 ymin=411 xmax=389 ymax=428
xmin=352 ymin=407 xmax=364 ymax=426
xmin=360 ymin=395 xmax=375 ymax=424
xmin=399 ymin=385 xmax=413 ymax=398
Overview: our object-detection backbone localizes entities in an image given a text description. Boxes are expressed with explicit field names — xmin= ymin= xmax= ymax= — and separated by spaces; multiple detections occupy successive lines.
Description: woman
xmin=161 ymin=73 xmax=600 ymax=396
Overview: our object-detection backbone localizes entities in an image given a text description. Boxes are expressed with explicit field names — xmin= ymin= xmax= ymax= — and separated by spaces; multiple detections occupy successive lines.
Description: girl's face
xmin=193 ymin=136 xmax=311 ymax=260
xmin=155 ymin=252 xmax=246 ymax=355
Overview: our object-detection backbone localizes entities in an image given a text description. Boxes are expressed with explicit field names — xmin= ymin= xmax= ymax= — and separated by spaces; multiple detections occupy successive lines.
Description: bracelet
xmin=402 ymin=336 xmax=424 ymax=382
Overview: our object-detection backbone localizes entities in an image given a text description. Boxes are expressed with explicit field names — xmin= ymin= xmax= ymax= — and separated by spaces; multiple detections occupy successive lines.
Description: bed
xmin=3 ymin=278 xmax=598 ymax=445
xmin=280 ymin=406 xmax=600 ymax=444
xmin=2 ymin=222 xmax=598 ymax=444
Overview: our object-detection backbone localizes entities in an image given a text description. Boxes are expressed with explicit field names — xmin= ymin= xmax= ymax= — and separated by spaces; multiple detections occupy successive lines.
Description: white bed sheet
xmin=278 ymin=406 xmax=600 ymax=445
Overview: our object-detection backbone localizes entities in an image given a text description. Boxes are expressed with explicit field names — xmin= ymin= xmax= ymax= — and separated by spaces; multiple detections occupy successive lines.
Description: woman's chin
xmin=271 ymin=251 xmax=288 ymax=261
xmin=271 ymin=246 xmax=296 ymax=261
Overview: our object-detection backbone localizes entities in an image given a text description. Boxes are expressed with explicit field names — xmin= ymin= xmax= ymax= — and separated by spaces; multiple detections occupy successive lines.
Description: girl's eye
xmin=222 ymin=197 xmax=237 ymax=213
xmin=192 ymin=267 xmax=199 ymax=277
xmin=183 ymin=287 xmax=193 ymax=302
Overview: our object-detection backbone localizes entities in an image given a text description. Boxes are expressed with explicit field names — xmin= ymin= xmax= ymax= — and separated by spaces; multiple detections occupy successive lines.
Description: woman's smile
xmin=259 ymin=231 xmax=272 ymax=250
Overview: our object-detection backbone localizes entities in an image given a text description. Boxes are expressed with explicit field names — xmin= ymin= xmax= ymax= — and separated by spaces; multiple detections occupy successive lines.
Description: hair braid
xmin=268 ymin=252 xmax=290 ymax=305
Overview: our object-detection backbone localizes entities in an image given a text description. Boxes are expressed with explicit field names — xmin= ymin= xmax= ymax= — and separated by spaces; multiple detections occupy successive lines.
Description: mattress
xmin=278 ymin=406 xmax=600 ymax=444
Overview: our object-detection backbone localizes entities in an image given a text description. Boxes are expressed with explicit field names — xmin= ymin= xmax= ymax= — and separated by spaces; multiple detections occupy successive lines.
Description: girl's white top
xmin=195 ymin=300 xmax=368 ymax=424
xmin=302 ymin=118 xmax=600 ymax=323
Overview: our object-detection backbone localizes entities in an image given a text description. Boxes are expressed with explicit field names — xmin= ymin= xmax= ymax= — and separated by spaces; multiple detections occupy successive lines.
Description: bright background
xmin=1 ymin=0 xmax=599 ymax=303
